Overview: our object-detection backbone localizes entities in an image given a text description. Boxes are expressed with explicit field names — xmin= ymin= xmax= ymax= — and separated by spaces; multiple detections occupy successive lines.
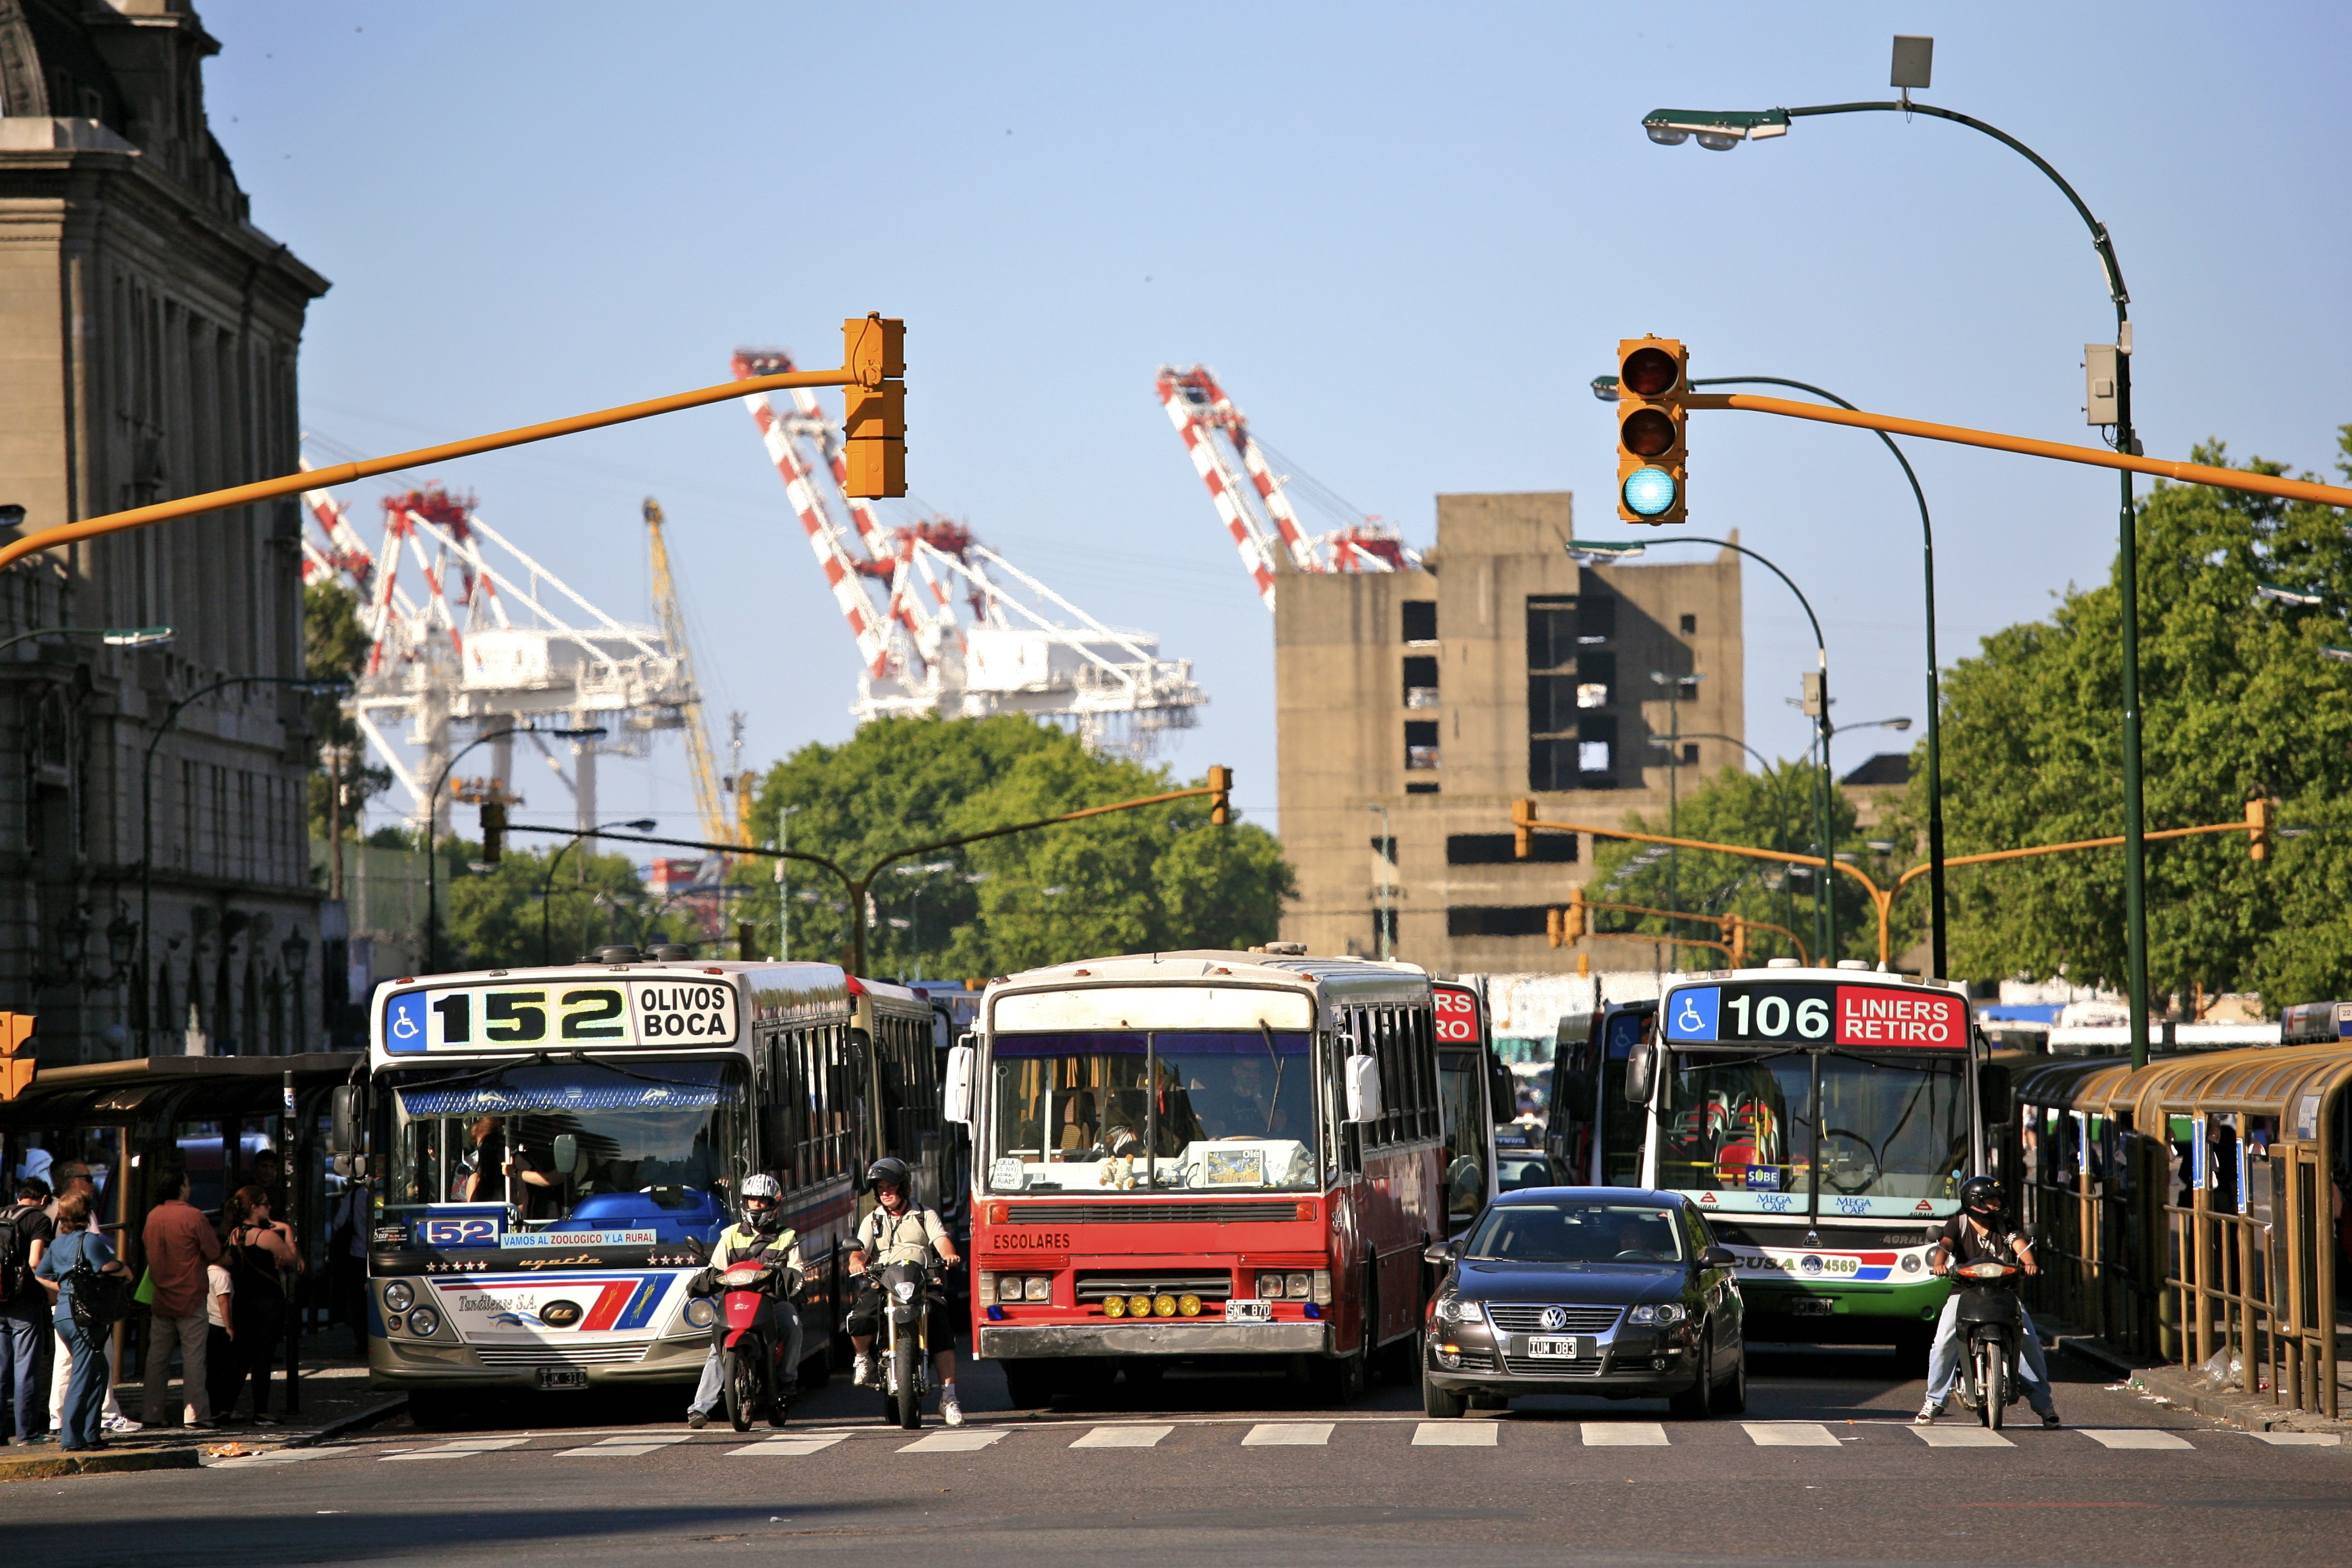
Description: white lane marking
xmin=1743 ymin=1423 xmax=1841 ymax=1448
xmin=2249 ymin=1431 xmax=2341 ymax=1446
xmin=1071 ymin=1425 xmax=1172 ymax=1449
xmin=2079 ymin=1428 xmax=2194 ymax=1450
xmin=1241 ymin=1423 xmax=1334 ymax=1447
xmin=729 ymin=1436 xmax=848 ymax=1456
xmin=1911 ymin=1425 xmax=2013 ymax=1448
xmin=380 ymin=1438 xmax=530 ymax=1461
xmin=556 ymin=1434 xmax=691 ymax=1458
xmin=1581 ymin=1423 xmax=1670 ymax=1446
xmin=898 ymin=1430 xmax=1006 ymax=1453
xmin=1412 ymin=1423 xmax=1497 ymax=1446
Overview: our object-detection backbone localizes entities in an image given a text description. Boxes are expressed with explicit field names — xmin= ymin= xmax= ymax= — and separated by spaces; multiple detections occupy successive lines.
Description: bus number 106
xmin=1727 ymin=994 xmax=1830 ymax=1041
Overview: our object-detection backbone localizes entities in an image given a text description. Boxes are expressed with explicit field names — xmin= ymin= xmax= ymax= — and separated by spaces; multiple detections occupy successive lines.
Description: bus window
xmin=1597 ymin=1009 xmax=1651 ymax=1187
xmin=1438 ymin=1048 xmax=1490 ymax=1227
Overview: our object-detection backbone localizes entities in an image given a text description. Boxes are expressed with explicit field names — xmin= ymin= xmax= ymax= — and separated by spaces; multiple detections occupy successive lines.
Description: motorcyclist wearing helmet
xmin=845 ymin=1156 xmax=964 ymax=1425
xmin=1917 ymin=1175 xmax=2059 ymax=1428
xmin=684 ymin=1172 xmax=803 ymax=1429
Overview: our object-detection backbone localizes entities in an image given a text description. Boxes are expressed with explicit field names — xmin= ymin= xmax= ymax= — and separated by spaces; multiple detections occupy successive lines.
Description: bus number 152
xmin=1727 ymin=994 xmax=1830 ymax=1041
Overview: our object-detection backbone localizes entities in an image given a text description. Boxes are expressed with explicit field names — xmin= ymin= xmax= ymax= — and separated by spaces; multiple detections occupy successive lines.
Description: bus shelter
xmin=0 ymin=1052 xmax=361 ymax=1413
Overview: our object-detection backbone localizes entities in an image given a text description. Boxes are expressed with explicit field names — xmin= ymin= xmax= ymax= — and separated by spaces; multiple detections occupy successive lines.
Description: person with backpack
xmin=34 ymin=1191 xmax=131 ymax=1451
xmin=140 ymin=1167 xmax=222 ymax=1429
xmin=3 ymin=1177 xmax=55 ymax=1444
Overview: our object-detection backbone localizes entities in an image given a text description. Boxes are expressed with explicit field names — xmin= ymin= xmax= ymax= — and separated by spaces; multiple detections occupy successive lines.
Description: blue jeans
xmin=690 ymin=1300 xmax=802 ymax=1416
xmin=1924 ymin=1292 xmax=2054 ymax=1415
xmin=1 ymin=1299 xmax=49 ymax=1438
xmin=54 ymin=1321 xmax=108 ymax=1450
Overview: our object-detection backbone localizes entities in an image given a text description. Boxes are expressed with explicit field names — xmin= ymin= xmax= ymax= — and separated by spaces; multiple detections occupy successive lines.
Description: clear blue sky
xmin=204 ymin=1 xmax=2352 ymax=841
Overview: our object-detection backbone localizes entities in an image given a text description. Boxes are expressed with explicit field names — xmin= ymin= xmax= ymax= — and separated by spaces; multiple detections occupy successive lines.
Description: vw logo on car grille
xmin=1539 ymin=1305 xmax=1569 ymax=1331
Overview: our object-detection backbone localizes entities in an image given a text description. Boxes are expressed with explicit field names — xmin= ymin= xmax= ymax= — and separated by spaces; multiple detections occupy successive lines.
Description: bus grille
xmin=1486 ymin=1304 xmax=1621 ymax=1334
xmin=1502 ymin=1355 xmax=1603 ymax=1376
xmin=1004 ymin=1202 xmax=1299 ymax=1225
xmin=1074 ymin=1272 xmax=1232 ymax=1303
xmin=473 ymin=1344 xmax=647 ymax=1366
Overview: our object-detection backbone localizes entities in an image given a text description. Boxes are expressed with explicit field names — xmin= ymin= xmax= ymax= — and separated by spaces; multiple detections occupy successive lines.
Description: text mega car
xmin=342 ymin=953 xmax=943 ymax=1423
xmin=1549 ymin=960 xmax=1987 ymax=1350
xmin=946 ymin=949 xmax=1444 ymax=1403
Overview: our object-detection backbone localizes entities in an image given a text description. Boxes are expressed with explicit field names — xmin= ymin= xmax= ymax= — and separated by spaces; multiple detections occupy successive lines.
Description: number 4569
xmin=1727 ymin=994 xmax=1829 ymax=1039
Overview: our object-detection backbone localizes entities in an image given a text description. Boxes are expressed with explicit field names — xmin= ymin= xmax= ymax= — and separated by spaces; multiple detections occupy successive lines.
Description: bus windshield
xmin=987 ymin=1030 xmax=1319 ymax=1193
xmin=1662 ymin=1049 xmax=1967 ymax=1219
xmin=386 ymin=1057 xmax=749 ymax=1243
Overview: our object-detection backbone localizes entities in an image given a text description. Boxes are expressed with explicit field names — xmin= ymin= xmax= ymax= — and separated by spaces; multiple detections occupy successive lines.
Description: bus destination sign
xmin=381 ymin=978 xmax=739 ymax=1054
xmin=1664 ymin=982 xmax=1965 ymax=1050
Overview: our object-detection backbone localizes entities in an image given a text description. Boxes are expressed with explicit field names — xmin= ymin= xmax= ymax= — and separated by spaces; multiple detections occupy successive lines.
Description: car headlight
xmin=684 ymin=1298 xmax=719 ymax=1329
xmin=381 ymin=1281 xmax=415 ymax=1314
xmin=892 ymin=1280 xmax=917 ymax=1303
xmin=1629 ymin=1303 xmax=1685 ymax=1325
xmin=1434 ymin=1295 xmax=1483 ymax=1325
xmin=406 ymin=1306 xmax=441 ymax=1338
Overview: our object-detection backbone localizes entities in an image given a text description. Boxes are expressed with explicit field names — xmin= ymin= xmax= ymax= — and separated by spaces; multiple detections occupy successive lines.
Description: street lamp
xmin=891 ymin=860 xmax=957 ymax=981
xmin=539 ymin=818 xmax=660 ymax=964
xmin=0 ymin=624 xmax=175 ymax=659
xmin=424 ymin=724 xmax=606 ymax=972
xmin=1639 ymin=33 xmax=2157 ymax=1063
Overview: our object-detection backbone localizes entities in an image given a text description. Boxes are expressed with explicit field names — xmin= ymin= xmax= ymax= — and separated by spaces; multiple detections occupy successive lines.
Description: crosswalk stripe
xmin=1911 ymin=1425 xmax=2013 ymax=1449
xmin=2248 ymin=1431 xmax=2341 ymax=1446
xmin=730 ymin=1436 xmax=848 ymax=1457
xmin=557 ymin=1435 xmax=690 ymax=1457
xmin=2079 ymin=1429 xmax=2194 ymax=1450
xmin=1581 ymin=1422 xmax=1668 ymax=1446
xmin=1411 ymin=1422 xmax=1496 ymax=1446
xmin=380 ymin=1438 xmax=529 ymax=1461
xmin=1241 ymin=1423 xmax=1334 ymax=1447
xmin=1071 ymin=1425 xmax=1172 ymax=1449
xmin=1743 ymin=1423 xmax=1841 ymax=1448
xmin=899 ymin=1429 xmax=1006 ymax=1453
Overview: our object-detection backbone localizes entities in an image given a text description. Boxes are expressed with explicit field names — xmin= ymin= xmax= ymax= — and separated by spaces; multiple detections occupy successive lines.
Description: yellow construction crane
xmin=645 ymin=497 xmax=746 ymax=846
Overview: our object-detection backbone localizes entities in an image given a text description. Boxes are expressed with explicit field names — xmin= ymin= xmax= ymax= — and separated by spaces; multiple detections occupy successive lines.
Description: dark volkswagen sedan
xmin=1421 ymin=1187 xmax=1745 ymax=1418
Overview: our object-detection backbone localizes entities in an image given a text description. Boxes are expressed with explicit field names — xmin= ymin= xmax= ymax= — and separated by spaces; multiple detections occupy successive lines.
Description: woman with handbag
xmin=220 ymin=1186 xmax=299 ymax=1424
xmin=33 ymin=1192 xmax=130 ymax=1451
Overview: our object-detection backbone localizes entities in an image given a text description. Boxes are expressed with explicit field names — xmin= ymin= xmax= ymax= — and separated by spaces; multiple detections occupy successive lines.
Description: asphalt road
xmin=11 ymin=1345 xmax=2346 ymax=1567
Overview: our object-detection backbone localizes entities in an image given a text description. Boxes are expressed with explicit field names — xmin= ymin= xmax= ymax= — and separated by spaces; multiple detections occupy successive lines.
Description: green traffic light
xmin=1622 ymin=468 xmax=1677 ymax=517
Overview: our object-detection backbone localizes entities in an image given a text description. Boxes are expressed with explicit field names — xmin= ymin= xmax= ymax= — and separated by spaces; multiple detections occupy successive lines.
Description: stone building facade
xmin=0 ymin=0 xmax=328 ymax=1063
xmin=1274 ymin=491 xmax=1745 ymax=974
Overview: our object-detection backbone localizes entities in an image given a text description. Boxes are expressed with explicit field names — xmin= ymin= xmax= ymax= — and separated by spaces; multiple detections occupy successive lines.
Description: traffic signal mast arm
xmin=1682 ymin=393 xmax=2352 ymax=512
xmin=1556 ymin=893 xmax=1810 ymax=967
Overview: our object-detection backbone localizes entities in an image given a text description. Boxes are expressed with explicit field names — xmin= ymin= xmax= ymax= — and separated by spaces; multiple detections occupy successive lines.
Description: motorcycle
xmin=871 ymin=1260 xmax=942 ymax=1431
xmin=1949 ymin=1258 xmax=2026 ymax=1430
xmin=717 ymin=1253 xmax=801 ymax=1433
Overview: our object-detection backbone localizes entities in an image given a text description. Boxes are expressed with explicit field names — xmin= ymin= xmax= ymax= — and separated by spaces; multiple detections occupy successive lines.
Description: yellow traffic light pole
xmin=0 ymin=315 xmax=908 ymax=577
xmin=1550 ymin=892 xmax=1810 ymax=967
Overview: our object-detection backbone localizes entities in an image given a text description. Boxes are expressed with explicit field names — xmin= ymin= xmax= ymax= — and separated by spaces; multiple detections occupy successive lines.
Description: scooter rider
xmin=684 ymin=1173 xmax=803 ymax=1430
xmin=1917 ymin=1175 xmax=2060 ymax=1428
xmin=846 ymin=1157 xmax=964 ymax=1426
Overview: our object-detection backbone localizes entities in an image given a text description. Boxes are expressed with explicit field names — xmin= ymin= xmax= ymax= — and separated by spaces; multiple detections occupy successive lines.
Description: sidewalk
xmin=2040 ymin=1317 xmax=2352 ymax=1437
xmin=0 ymin=1338 xmax=405 ymax=1483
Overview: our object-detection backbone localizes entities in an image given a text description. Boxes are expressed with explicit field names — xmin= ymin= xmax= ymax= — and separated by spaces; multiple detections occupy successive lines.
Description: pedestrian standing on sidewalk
xmin=140 ymin=1167 xmax=222 ymax=1429
xmin=221 ymin=1186 xmax=300 ymax=1424
xmin=3 ymin=1177 xmax=55 ymax=1444
xmin=41 ymin=1168 xmax=138 ymax=1436
xmin=34 ymin=1192 xmax=130 ymax=1451
xmin=202 ymin=1255 xmax=237 ymax=1423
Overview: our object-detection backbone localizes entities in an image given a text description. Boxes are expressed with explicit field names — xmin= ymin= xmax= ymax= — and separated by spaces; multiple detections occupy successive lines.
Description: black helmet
xmin=866 ymin=1157 xmax=912 ymax=1195
xmin=1959 ymin=1175 xmax=2005 ymax=1218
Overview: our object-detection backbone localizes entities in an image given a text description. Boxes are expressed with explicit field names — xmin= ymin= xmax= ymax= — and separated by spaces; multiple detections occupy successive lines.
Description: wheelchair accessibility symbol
xmin=385 ymin=992 xmax=429 ymax=1052
xmin=1666 ymin=987 xmax=1720 ymax=1041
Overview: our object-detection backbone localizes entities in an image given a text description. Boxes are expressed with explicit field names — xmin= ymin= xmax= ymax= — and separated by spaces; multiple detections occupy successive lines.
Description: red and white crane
xmin=1155 ymin=364 xmax=1417 ymax=610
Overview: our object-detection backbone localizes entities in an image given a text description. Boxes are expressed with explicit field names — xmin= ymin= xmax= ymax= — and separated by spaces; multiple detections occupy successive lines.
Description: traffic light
xmin=1615 ymin=336 xmax=1688 ymax=526
xmin=841 ymin=314 xmax=906 ymax=499
xmin=1565 ymin=887 xmax=1587 ymax=940
xmin=1721 ymin=914 xmax=1747 ymax=964
xmin=2248 ymin=797 xmax=2273 ymax=862
xmin=1513 ymin=798 xmax=1536 ymax=860
xmin=479 ymin=800 xmax=507 ymax=865
xmin=1207 ymin=765 xmax=1233 ymax=826
xmin=0 ymin=1012 xmax=34 ymax=1102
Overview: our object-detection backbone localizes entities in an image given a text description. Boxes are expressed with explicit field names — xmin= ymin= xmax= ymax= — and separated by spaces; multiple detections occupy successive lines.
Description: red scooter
xmin=718 ymin=1255 xmax=798 ymax=1432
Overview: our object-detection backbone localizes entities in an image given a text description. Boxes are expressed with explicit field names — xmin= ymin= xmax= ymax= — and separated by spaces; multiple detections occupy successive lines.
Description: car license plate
xmin=1223 ymin=1299 xmax=1273 ymax=1323
xmin=1525 ymin=1335 xmax=1586 ymax=1360
xmin=535 ymin=1366 xmax=588 ymax=1391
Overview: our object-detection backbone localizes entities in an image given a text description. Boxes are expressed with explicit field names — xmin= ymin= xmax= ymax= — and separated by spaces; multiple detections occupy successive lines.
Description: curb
xmin=2127 ymin=1363 xmax=2351 ymax=1436
xmin=0 ymin=1446 xmax=202 ymax=1484
xmin=284 ymin=1394 xmax=409 ymax=1449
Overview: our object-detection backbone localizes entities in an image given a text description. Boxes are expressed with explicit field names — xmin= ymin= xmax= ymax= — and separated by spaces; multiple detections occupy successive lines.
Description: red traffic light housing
xmin=1615 ymin=336 xmax=1688 ymax=525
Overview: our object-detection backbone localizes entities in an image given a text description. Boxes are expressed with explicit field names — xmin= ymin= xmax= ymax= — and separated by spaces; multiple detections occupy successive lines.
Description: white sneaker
xmin=852 ymin=1354 xmax=873 ymax=1387
xmin=1913 ymin=1400 xmax=1942 ymax=1425
xmin=102 ymin=1414 xmax=144 ymax=1433
xmin=941 ymin=1386 xmax=963 ymax=1426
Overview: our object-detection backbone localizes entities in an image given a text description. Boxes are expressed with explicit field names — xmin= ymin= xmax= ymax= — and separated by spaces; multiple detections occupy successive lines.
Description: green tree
xmin=1914 ymin=428 xmax=2352 ymax=1007
xmin=440 ymin=842 xmax=695 ymax=969
xmin=303 ymin=579 xmax=391 ymax=842
xmin=739 ymin=715 xmax=1293 ymax=977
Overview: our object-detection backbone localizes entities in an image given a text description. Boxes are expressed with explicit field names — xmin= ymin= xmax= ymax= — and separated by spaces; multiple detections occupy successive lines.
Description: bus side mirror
xmin=1488 ymin=1056 xmax=1516 ymax=1123
xmin=943 ymin=1044 xmax=975 ymax=1125
xmin=328 ymin=1085 xmax=362 ymax=1155
xmin=1344 ymin=1055 xmax=1383 ymax=1124
xmin=1625 ymin=1038 xmax=1656 ymax=1105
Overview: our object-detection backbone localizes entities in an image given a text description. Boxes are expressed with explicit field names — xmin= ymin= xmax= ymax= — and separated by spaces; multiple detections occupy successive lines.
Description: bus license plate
xmin=1223 ymin=1299 xmax=1273 ymax=1324
xmin=1790 ymin=1298 xmax=1835 ymax=1317
xmin=536 ymin=1367 xmax=588 ymax=1391
xmin=1526 ymin=1335 xmax=1586 ymax=1360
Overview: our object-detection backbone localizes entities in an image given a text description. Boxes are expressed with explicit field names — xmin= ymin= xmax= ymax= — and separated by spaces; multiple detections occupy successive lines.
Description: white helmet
xmin=741 ymin=1173 xmax=782 ymax=1204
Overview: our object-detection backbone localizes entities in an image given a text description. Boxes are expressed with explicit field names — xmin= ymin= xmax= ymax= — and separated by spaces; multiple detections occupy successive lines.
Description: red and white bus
xmin=948 ymin=949 xmax=1443 ymax=1404
xmin=1433 ymin=980 xmax=1505 ymax=1234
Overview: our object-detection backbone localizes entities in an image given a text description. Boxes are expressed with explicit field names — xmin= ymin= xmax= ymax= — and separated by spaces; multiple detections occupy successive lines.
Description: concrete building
xmin=0 ymin=0 xmax=329 ymax=1062
xmin=1274 ymin=491 xmax=1744 ymax=975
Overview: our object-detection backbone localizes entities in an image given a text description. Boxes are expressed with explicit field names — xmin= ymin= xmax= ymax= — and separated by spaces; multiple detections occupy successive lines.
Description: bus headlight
xmin=406 ymin=1306 xmax=441 ymax=1338
xmin=1127 ymin=1294 xmax=1152 ymax=1318
xmin=1153 ymin=1294 xmax=1178 ymax=1318
xmin=1104 ymin=1295 xmax=1127 ymax=1318
xmin=382 ymin=1281 xmax=415 ymax=1314
xmin=684 ymin=1298 xmax=719 ymax=1329
xmin=1177 ymin=1294 xmax=1203 ymax=1317
xmin=1257 ymin=1272 xmax=1284 ymax=1300
xmin=1023 ymin=1276 xmax=1051 ymax=1303
xmin=1285 ymin=1272 xmax=1311 ymax=1299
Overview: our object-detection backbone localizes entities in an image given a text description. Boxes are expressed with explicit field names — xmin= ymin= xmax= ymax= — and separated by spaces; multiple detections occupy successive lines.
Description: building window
xmin=1373 ymin=908 xmax=1399 ymax=948
xmin=1675 ymin=677 xmax=1700 ymax=703
xmin=1578 ymin=649 xmax=1615 ymax=710
xmin=1405 ymin=782 xmax=1440 ymax=795
xmin=1526 ymin=595 xmax=1576 ymax=670
xmin=1404 ymin=720 xmax=1440 ymax=771
xmin=1448 ymin=833 xmax=1576 ymax=865
xmin=1402 ymin=655 xmax=1439 ymax=708
xmin=1402 ymin=601 xmax=1438 ymax=644
xmin=1680 ymin=613 xmax=1698 ymax=635
xmin=1446 ymin=906 xmax=1552 ymax=938
xmin=1530 ymin=736 xmax=1612 ymax=792
xmin=1682 ymin=742 xmax=1700 ymax=766
xmin=1527 ymin=673 xmax=1576 ymax=736
xmin=1578 ymin=593 xmax=1615 ymax=645
xmin=1369 ymin=835 xmax=1396 ymax=863
xmin=1580 ymin=715 xmax=1617 ymax=787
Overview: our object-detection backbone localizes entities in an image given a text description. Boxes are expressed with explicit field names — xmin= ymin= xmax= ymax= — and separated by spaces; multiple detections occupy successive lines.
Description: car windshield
xmin=987 ymin=1030 xmax=1319 ymax=1192
xmin=1465 ymin=1201 xmax=1686 ymax=1264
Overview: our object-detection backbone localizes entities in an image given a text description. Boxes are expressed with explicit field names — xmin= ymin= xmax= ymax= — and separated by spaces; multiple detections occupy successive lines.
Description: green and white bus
xmin=1550 ymin=961 xmax=1983 ymax=1350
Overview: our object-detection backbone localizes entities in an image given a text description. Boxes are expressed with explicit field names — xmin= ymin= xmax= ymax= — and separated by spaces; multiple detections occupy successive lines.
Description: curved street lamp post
xmin=537 ymin=818 xmax=661 ymax=965
xmin=422 ymin=724 xmax=605 ymax=973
